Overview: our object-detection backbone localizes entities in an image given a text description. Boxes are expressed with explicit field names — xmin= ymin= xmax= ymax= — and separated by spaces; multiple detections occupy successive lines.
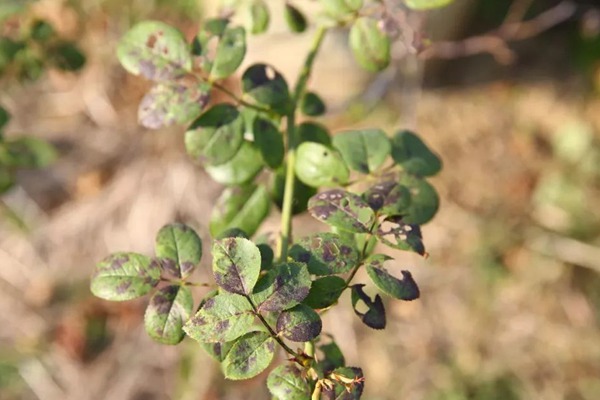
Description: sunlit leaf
xmin=91 ymin=253 xmax=161 ymax=301
xmin=349 ymin=17 xmax=390 ymax=72
xmin=308 ymin=189 xmax=375 ymax=233
xmin=295 ymin=142 xmax=349 ymax=187
xmin=205 ymin=141 xmax=263 ymax=185
xmin=222 ymin=331 xmax=276 ymax=380
xmin=212 ymin=237 xmax=261 ymax=295
xmin=210 ymin=184 xmax=270 ymax=238
xmin=322 ymin=0 xmax=363 ymax=19
xmin=267 ymin=365 xmax=311 ymax=400
xmin=251 ymin=262 xmax=311 ymax=312
xmin=391 ymin=130 xmax=442 ymax=176
xmin=289 ymin=233 xmax=359 ymax=276
xmin=210 ymin=27 xmax=246 ymax=80
xmin=247 ymin=0 xmax=270 ymax=35
xmin=332 ymin=129 xmax=390 ymax=174
xmin=144 ymin=285 xmax=193 ymax=344
xmin=155 ymin=223 xmax=202 ymax=279
xmin=350 ymin=284 xmax=385 ymax=329
xmin=276 ymin=304 xmax=322 ymax=342
xmin=201 ymin=340 xmax=235 ymax=362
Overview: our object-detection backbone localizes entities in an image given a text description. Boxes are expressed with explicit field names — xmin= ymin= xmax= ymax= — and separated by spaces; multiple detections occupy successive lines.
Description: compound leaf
xmin=376 ymin=216 xmax=425 ymax=255
xmin=205 ymin=141 xmax=263 ymax=185
xmin=289 ymin=233 xmax=359 ymax=276
xmin=351 ymin=284 xmax=385 ymax=329
xmin=332 ymin=129 xmax=390 ymax=174
xmin=212 ymin=237 xmax=261 ymax=295
xmin=267 ymin=365 xmax=311 ymax=400
xmin=251 ymin=262 xmax=311 ymax=312
xmin=210 ymin=184 xmax=270 ymax=238
xmin=308 ymin=189 xmax=375 ymax=233
xmin=295 ymin=142 xmax=349 ymax=187
xmin=144 ymin=285 xmax=193 ymax=345
xmin=155 ymin=223 xmax=202 ymax=279
xmin=222 ymin=331 xmax=276 ymax=380
xmin=276 ymin=304 xmax=322 ymax=342
xmin=91 ymin=253 xmax=161 ymax=301
xmin=391 ymin=130 xmax=442 ymax=176
xmin=210 ymin=26 xmax=246 ymax=80
xmin=349 ymin=17 xmax=390 ymax=72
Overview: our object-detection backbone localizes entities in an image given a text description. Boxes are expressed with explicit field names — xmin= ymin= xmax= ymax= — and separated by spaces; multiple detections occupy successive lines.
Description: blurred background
xmin=1 ymin=0 xmax=600 ymax=399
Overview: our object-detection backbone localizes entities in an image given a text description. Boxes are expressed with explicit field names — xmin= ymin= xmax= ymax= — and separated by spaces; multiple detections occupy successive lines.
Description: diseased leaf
xmin=289 ymin=233 xmax=359 ymax=276
xmin=271 ymin=167 xmax=317 ymax=215
xmin=205 ymin=141 xmax=263 ymax=185
xmin=349 ymin=17 xmax=390 ymax=72
xmin=405 ymin=0 xmax=454 ymax=10
xmin=284 ymin=4 xmax=307 ymax=33
xmin=222 ymin=331 xmax=276 ymax=380
xmin=184 ymin=103 xmax=244 ymax=165
xmin=267 ymin=365 xmax=311 ymax=400
xmin=398 ymin=175 xmax=440 ymax=224
xmin=362 ymin=180 xmax=411 ymax=215
xmin=117 ymin=21 xmax=191 ymax=81
xmin=144 ymin=285 xmax=193 ymax=345
xmin=302 ymin=276 xmax=346 ymax=309
xmin=366 ymin=262 xmax=420 ymax=301
xmin=276 ymin=304 xmax=322 ymax=342
xmin=139 ymin=81 xmax=210 ymax=129
xmin=183 ymin=292 xmax=254 ymax=342
xmin=91 ymin=253 xmax=161 ymax=301
xmin=242 ymin=63 xmax=290 ymax=114
xmin=247 ymin=0 xmax=270 ymax=35
xmin=391 ymin=130 xmax=442 ymax=176
xmin=376 ymin=216 xmax=425 ymax=255
xmin=297 ymin=121 xmax=332 ymax=146
xmin=212 ymin=237 xmax=261 ymax=295
xmin=332 ymin=129 xmax=390 ymax=174
xmin=308 ymin=189 xmax=375 ymax=233
xmin=253 ymin=117 xmax=284 ymax=168
xmin=201 ymin=340 xmax=235 ymax=362
xmin=295 ymin=142 xmax=349 ymax=187
xmin=319 ymin=340 xmax=345 ymax=373
xmin=155 ymin=223 xmax=202 ymax=279
xmin=210 ymin=184 xmax=270 ymax=238
xmin=323 ymin=367 xmax=364 ymax=400
xmin=251 ymin=262 xmax=311 ymax=312
xmin=350 ymin=284 xmax=385 ymax=329
xmin=210 ymin=27 xmax=246 ymax=80
xmin=301 ymin=92 xmax=326 ymax=117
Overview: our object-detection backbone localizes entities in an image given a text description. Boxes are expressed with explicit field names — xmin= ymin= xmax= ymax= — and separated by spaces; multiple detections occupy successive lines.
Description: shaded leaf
xmin=222 ymin=331 xmax=276 ymax=380
xmin=295 ymin=142 xmax=349 ymax=187
xmin=183 ymin=292 xmax=254 ymax=342
xmin=362 ymin=180 xmax=411 ymax=215
xmin=399 ymin=174 xmax=440 ymax=224
xmin=332 ymin=129 xmax=390 ymax=174
xmin=391 ymin=130 xmax=442 ymax=176
xmin=242 ymin=63 xmax=290 ymax=114
xmin=366 ymin=262 xmax=419 ymax=301
xmin=251 ymin=262 xmax=311 ymax=312
xmin=276 ymin=304 xmax=322 ymax=342
xmin=155 ymin=223 xmax=202 ymax=279
xmin=216 ymin=228 xmax=249 ymax=239
xmin=271 ymin=167 xmax=317 ymax=215
xmin=301 ymin=92 xmax=326 ymax=117
xmin=302 ymin=276 xmax=346 ymax=309
xmin=210 ymin=27 xmax=246 ymax=80
xmin=267 ymin=365 xmax=311 ymax=400
xmin=185 ymin=103 xmax=244 ymax=165
xmin=376 ymin=216 xmax=425 ymax=255
xmin=257 ymin=243 xmax=274 ymax=271
xmin=210 ymin=184 xmax=270 ymax=238
xmin=91 ymin=253 xmax=161 ymax=301
xmin=144 ymin=285 xmax=193 ymax=344
xmin=30 ymin=20 xmax=56 ymax=42
xmin=253 ymin=117 xmax=284 ymax=168
xmin=284 ymin=4 xmax=307 ymax=33
xmin=212 ymin=237 xmax=261 ymax=295
xmin=319 ymin=340 xmax=345 ymax=373
xmin=349 ymin=17 xmax=390 ymax=72
xmin=289 ymin=233 xmax=359 ymax=276
xmin=323 ymin=367 xmax=364 ymax=400
xmin=49 ymin=42 xmax=86 ymax=71
xmin=205 ymin=141 xmax=263 ymax=185
xmin=297 ymin=121 xmax=332 ymax=146
xmin=139 ymin=81 xmax=210 ymax=129
xmin=117 ymin=21 xmax=191 ymax=81
xmin=4 ymin=137 xmax=57 ymax=168
xmin=308 ymin=189 xmax=375 ymax=233
xmin=405 ymin=0 xmax=454 ymax=10
xmin=247 ymin=0 xmax=270 ymax=35
xmin=350 ymin=284 xmax=385 ymax=329
xmin=0 ymin=105 xmax=9 ymax=130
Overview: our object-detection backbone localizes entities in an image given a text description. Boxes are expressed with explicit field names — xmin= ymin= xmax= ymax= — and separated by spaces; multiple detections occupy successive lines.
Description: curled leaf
xmin=350 ymin=284 xmax=385 ymax=329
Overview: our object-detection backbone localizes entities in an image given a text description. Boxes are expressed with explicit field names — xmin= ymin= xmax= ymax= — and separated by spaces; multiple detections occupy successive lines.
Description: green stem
xmin=278 ymin=25 xmax=328 ymax=262
xmin=211 ymin=81 xmax=271 ymax=113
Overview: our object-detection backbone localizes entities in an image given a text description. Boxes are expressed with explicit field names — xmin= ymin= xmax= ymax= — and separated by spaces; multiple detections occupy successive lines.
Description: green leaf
xmin=30 ymin=20 xmax=56 ymax=42
xmin=300 ymin=92 xmax=326 ymax=117
xmin=144 ymin=285 xmax=193 ymax=345
xmin=210 ymin=27 xmax=246 ymax=80
xmin=366 ymin=259 xmax=419 ymax=301
xmin=201 ymin=340 xmax=235 ymax=362
xmin=297 ymin=122 xmax=331 ymax=146
xmin=117 ymin=21 xmax=191 ymax=81
xmin=184 ymin=292 xmax=254 ymax=342
xmin=289 ymin=233 xmax=359 ymax=276
xmin=322 ymin=0 xmax=363 ymax=19
xmin=247 ymin=0 xmax=270 ymax=35
xmin=276 ymin=304 xmax=322 ymax=342
xmin=253 ymin=117 xmax=284 ymax=168
xmin=284 ymin=4 xmax=307 ymax=33
xmin=212 ymin=237 xmax=261 ymax=295
xmin=49 ymin=42 xmax=86 ymax=71
xmin=399 ymin=175 xmax=439 ymax=224
xmin=251 ymin=262 xmax=311 ymax=312
xmin=350 ymin=284 xmax=385 ymax=329
xmin=308 ymin=189 xmax=376 ymax=233
xmin=0 ymin=106 xmax=10 ymax=130
xmin=362 ymin=180 xmax=411 ymax=215
xmin=332 ymin=129 xmax=391 ymax=174
xmin=258 ymin=243 xmax=274 ymax=271
xmin=91 ymin=253 xmax=161 ymax=301
xmin=185 ymin=104 xmax=244 ymax=165
xmin=405 ymin=0 xmax=454 ymax=10
xmin=376 ymin=216 xmax=425 ymax=255
xmin=205 ymin=141 xmax=263 ymax=185
xmin=139 ymin=81 xmax=210 ymax=129
xmin=0 ymin=168 xmax=14 ymax=194
xmin=349 ymin=17 xmax=390 ymax=72
xmin=155 ymin=223 xmax=202 ymax=279
xmin=4 ymin=137 xmax=57 ymax=168
xmin=242 ymin=63 xmax=290 ymax=114
xmin=323 ymin=367 xmax=364 ymax=399
xmin=295 ymin=142 xmax=349 ymax=187
xmin=302 ymin=276 xmax=346 ymax=309
xmin=222 ymin=331 xmax=276 ymax=380
xmin=210 ymin=184 xmax=270 ymax=238
xmin=267 ymin=365 xmax=311 ymax=400
xmin=216 ymin=228 xmax=249 ymax=239
xmin=0 ymin=0 xmax=34 ymax=22
xmin=319 ymin=340 xmax=345 ymax=373
xmin=271 ymin=168 xmax=317 ymax=215
xmin=0 ymin=37 xmax=25 ymax=71
xmin=390 ymin=130 xmax=442 ymax=176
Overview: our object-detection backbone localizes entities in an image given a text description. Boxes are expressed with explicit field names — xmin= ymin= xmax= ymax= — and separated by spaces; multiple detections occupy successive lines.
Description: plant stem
xmin=211 ymin=81 xmax=271 ymax=113
xmin=278 ymin=25 xmax=328 ymax=262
